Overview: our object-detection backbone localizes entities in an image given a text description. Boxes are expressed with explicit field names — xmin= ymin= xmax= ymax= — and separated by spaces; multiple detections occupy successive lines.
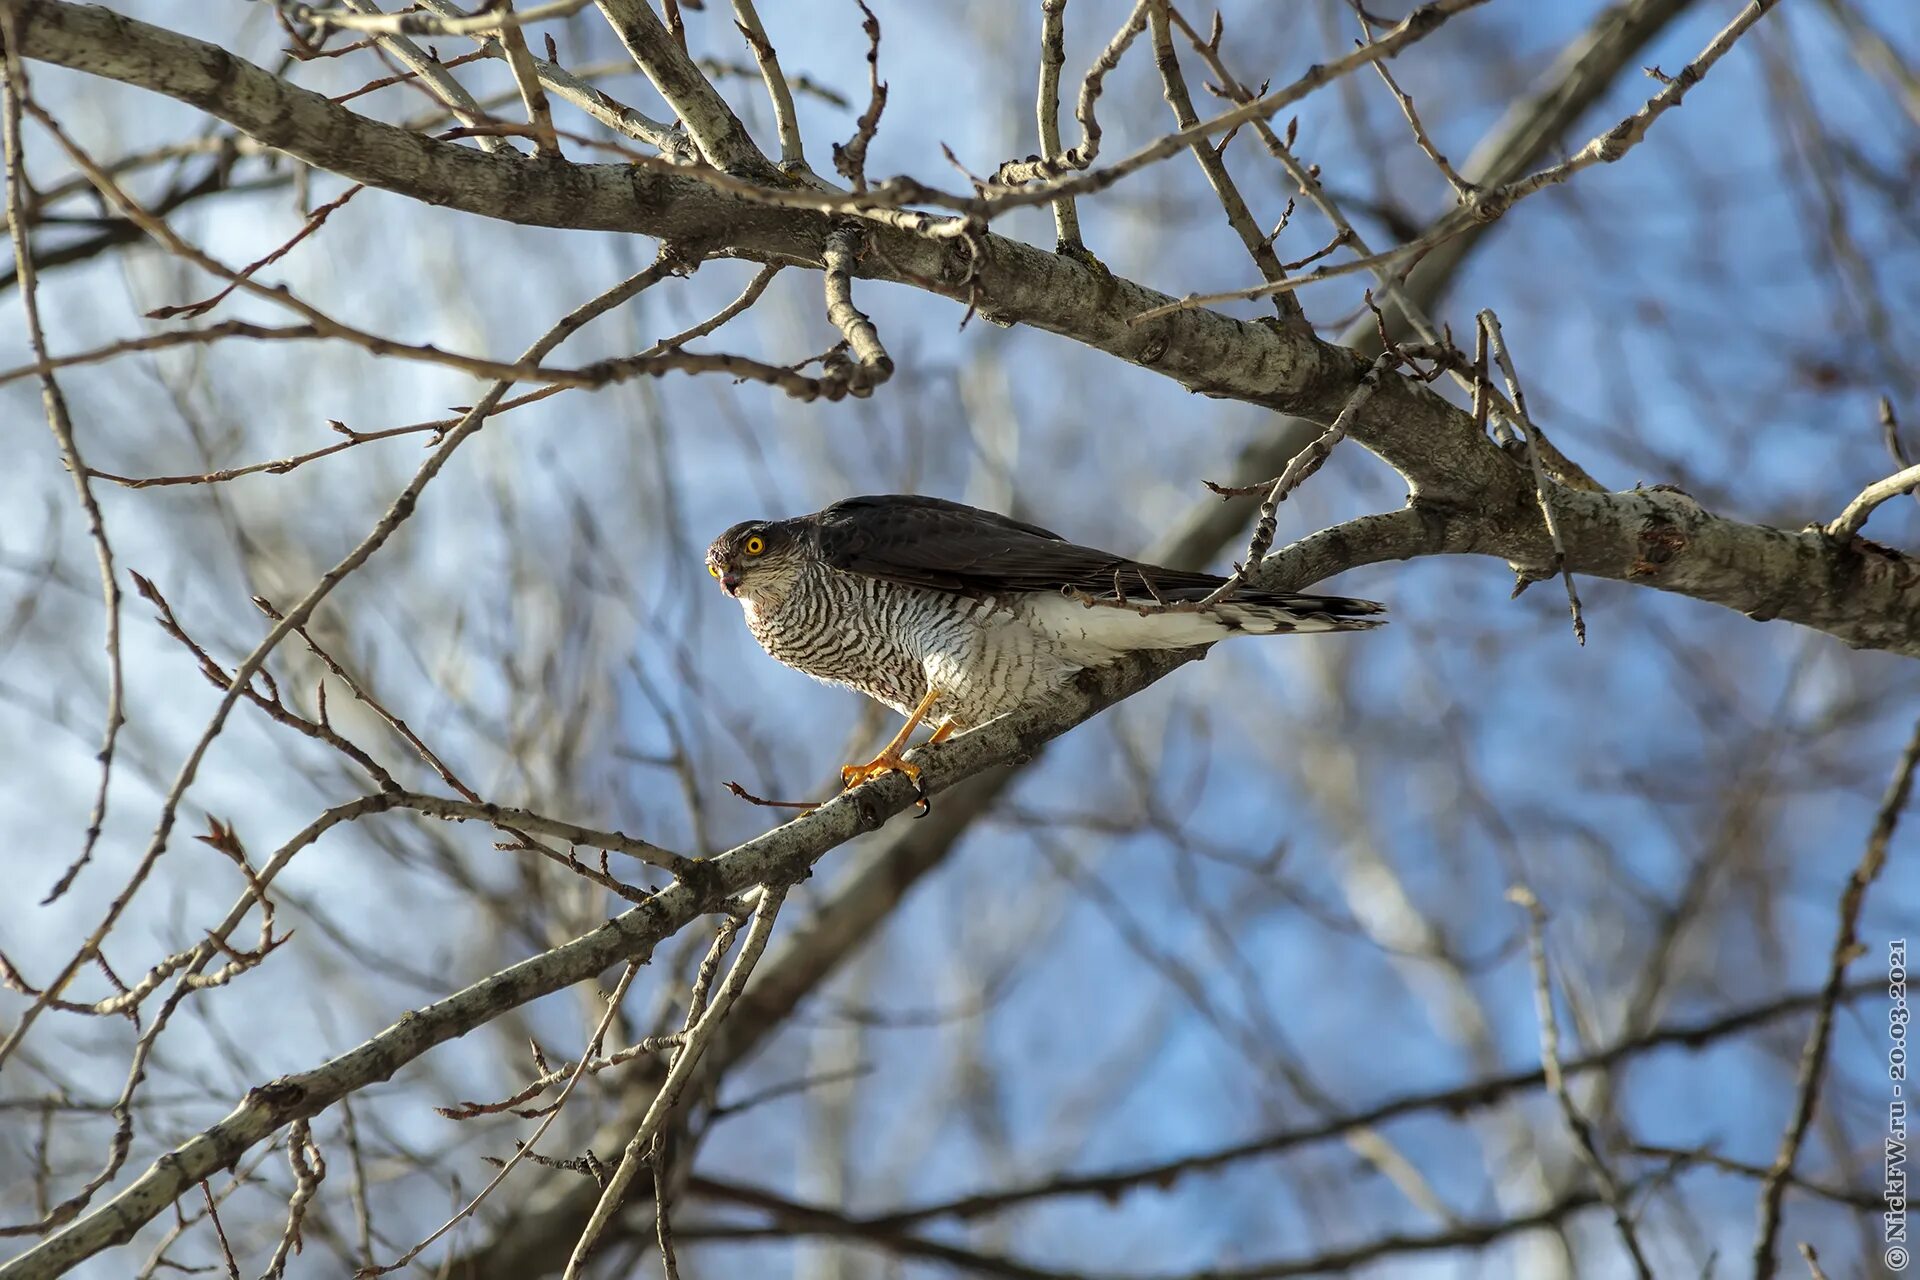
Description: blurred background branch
xmin=1 ymin=0 xmax=1915 ymax=1276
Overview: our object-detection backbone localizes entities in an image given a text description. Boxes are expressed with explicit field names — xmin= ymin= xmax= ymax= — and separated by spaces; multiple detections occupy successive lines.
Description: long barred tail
xmin=1029 ymin=589 xmax=1386 ymax=658
xmin=1215 ymin=590 xmax=1387 ymax=635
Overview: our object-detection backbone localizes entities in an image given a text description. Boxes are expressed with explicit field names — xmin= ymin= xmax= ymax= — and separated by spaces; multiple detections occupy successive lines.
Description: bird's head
xmin=706 ymin=519 xmax=805 ymax=601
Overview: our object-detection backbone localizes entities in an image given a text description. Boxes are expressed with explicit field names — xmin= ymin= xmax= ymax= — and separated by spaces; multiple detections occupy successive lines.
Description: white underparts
xmin=1021 ymin=593 xmax=1349 ymax=664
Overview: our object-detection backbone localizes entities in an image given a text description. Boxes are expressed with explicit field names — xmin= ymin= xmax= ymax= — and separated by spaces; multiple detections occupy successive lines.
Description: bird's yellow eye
xmin=744 ymin=536 xmax=765 ymax=555
xmin=707 ymin=563 xmax=721 ymax=578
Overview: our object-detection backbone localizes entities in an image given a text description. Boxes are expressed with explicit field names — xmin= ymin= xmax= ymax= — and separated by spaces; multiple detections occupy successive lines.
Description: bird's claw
xmin=838 ymin=752 xmax=921 ymax=791
xmin=838 ymin=752 xmax=932 ymax=816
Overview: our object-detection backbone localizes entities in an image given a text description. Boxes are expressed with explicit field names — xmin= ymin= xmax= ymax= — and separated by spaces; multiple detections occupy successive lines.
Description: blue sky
xmin=2 ymin=0 xmax=1917 ymax=1275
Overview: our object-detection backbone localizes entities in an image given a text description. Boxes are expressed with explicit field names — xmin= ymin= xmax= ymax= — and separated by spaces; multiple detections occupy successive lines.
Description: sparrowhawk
xmin=707 ymin=494 xmax=1384 ymax=797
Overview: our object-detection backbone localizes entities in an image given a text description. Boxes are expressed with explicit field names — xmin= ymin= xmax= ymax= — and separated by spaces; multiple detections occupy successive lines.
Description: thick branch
xmin=6 ymin=0 xmax=1918 ymax=660
xmin=0 ymin=651 xmax=1187 ymax=1277
xmin=1154 ymin=0 xmax=1702 ymax=552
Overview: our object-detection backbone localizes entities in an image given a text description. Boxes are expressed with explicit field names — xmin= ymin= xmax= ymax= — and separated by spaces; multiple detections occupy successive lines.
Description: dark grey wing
xmin=808 ymin=495 xmax=1079 ymax=593
xmin=811 ymin=493 xmax=1385 ymax=618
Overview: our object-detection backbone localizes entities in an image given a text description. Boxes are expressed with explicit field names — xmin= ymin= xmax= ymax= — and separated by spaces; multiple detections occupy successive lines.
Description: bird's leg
xmin=840 ymin=686 xmax=943 ymax=792
xmin=927 ymin=719 xmax=955 ymax=745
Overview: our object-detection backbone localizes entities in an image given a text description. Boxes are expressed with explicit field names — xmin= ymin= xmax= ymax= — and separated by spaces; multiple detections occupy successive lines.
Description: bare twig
xmin=339 ymin=1098 xmax=373 ymax=1269
xmin=1060 ymin=0 xmax=1150 ymax=173
xmin=0 ymin=299 xmax=858 ymax=404
xmin=0 ymin=817 xmax=286 ymax=1235
xmin=732 ymin=0 xmax=807 ymax=171
xmin=0 ymin=250 xmax=683 ymax=1077
xmin=152 ymin=183 xmax=366 ymax=321
xmin=1351 ymin=1 xmax=1476 ymax=200
xmin=698 ymin=57 xmax=851 ymax=108
xmin=84 ymin=263 xmax=783 ymax=490
xmin=526 ymin=53 xmax=680 ymax=154
xmin=1751 ymin=712 xmax=1920 ymax=1277
xmin=131 ymin=1150 xmax=276 ymax=1280
xmin=1167 ymin=0 xmax=1588 ymax=515
xmin=331 ymin=0 xmax=515 ymax=154
xmin=1 ymin=19 xmax=124 ymax=909
xmin=285 ymin=0 xmax=593 ymax=37
xmin=853 ymin=977 xmax=1884 ymax=1230
xmin=832 ymin=1 xmax=886 ymax=192
xmin=650 ymin=262 xmax=785 ymax=351
xmin=385 ymin=791 xmax=693 ymax=876
xmin=565 ymin=885 xmax=789 ymax=1277
xmin=689 ymin=1172 xmax=1654 ymax=1276
xmin=0 ymin=1 xmax=1507 ymax=249
xmin=88 ymin=395 xmax=548 ymax=488
xmin=654 ymin=1138 xmax=682 ymax=1280
xmin=1147 ymin=2 xmax=1301 ymax=323
xmin=330 ymin=47 xmax=490 ymax=107
xmin=1509 ymin=886 xmax=1653 ymax=1278
xmin=992 ymin=0 xmax=1485 ymax=221
xmin=1504 ymin=0 xmax=1784 ymax=200
xmin=151 ymin=557 xmax=655 ymax=920
xmin=822 ymin=225 xmax=893 ymax=395
xmin=1129 ymin=234 xmax=1447 ymax=322
xmin=1167 ymin=6 xmax=1439 ymax=345
xmin=1196 ymin=351 xmax=1395 ymax=606
xmin=134 ymin=573 xmax=397 ymax=793
xmin=3 ymin=112 xmax=773 ymax=402
xmin=1880 ymin=395 xmax=1913 ymax=470
xmin=595 ymin=0 xmax=772 ymax=174
xmin=496 ymin=1 xmax=562 ymax=157
xmin=997 ymin=0 xmax=1151 ymax=194
xmin=1134 ymin=0 xmax=1780 ymax=322
xmin=10 ymin=788 xmax=1889 ymax=1275
xmin=259 ymin=1120 xmax=324 ymax=1279
xmin=390 ymin=9 xmax=681 ymax=152
xmin=362 ymin=961 xmax=644 ymax=1274
xmin=1824 ymin=461 xmax=1920 ymax=540
xmin=1627 ymin=1143 xmax=1880 ymax=1210
xmin=199 ymin=1183 xmax=239 ymax=1280
xmin=1034 ymin=0 xmax=1081 ymax=248
xmin=435 ymin=1028 xmax=688 ymax=1120
xmin=1479 ymin=310 xmax=1586 ymax=643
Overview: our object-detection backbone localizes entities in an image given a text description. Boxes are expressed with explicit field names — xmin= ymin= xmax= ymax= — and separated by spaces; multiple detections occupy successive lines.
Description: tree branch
xmin=855 ymin=976 xmax=1887 ymax=1230
xmin=592 ymin=0 xmax=771 ymax=175
xmin=6 ymin=4 xmax=1916 ymax=645
xmin=0 ymin=650 xmax=1191 ymax=1277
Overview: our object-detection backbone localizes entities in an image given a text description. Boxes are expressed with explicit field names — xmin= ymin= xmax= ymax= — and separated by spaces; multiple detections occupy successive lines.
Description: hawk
xmin=707 ymin=494 xmax=1384 ymax=798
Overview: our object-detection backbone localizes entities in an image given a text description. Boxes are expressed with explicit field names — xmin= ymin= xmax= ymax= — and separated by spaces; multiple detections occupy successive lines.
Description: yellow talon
xmin=840 ymin=753 xmax=922 ymax=790
xmin=838 ymin=687 xmax=946 ymax=797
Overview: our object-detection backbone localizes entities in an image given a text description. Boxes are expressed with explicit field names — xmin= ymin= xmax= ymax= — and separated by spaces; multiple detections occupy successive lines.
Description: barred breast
xmin=741 ymin=563 xmax=934 ymax=716
xmin=740 ymin=563 xmax=1077 ymax=728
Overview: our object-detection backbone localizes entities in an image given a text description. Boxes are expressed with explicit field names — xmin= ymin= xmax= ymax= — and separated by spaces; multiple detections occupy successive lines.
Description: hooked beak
xmin=720 ymin=568 xmax=741 ymax=596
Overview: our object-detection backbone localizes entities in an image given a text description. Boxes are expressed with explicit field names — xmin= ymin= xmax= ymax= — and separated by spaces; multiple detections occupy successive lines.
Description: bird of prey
xmin=707 ymin=494 xmax=1384 ymax=798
